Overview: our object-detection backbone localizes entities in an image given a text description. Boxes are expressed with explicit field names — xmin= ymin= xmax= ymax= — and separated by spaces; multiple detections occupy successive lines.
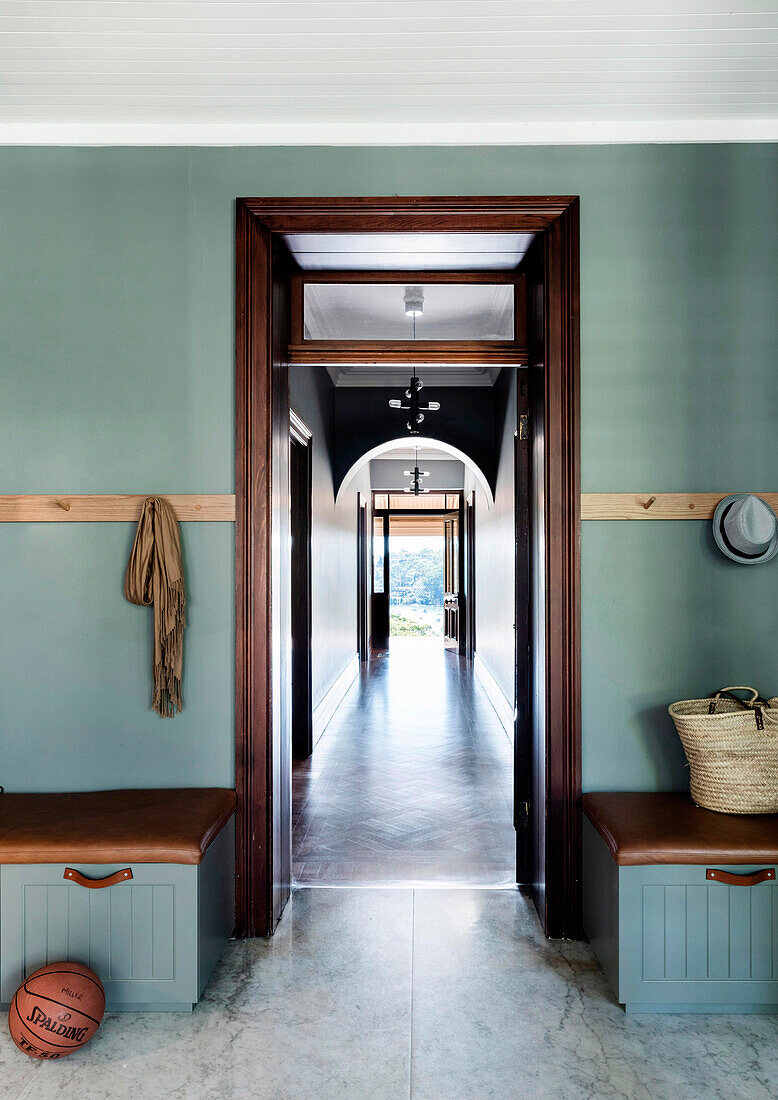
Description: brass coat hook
xmin=642 ymin=496 xmax=657 ymax=510
xmin=55 ymin=499 xmax=71 ymax=512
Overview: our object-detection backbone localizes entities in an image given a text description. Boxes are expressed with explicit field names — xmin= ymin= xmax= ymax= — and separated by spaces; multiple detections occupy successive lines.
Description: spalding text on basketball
xmin=25 ymin=1004 xmax=89 ymax=1042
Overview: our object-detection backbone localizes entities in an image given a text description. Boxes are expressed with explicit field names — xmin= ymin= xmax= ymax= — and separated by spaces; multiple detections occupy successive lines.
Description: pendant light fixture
xmin=388 ymin=286 xmax=441 ymax=434
xmin=403 ymin=448 xmax=430 ymax=495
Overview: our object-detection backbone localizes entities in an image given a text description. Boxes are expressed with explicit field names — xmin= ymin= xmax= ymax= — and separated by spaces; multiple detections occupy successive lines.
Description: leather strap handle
xmin=708 ymin=686 xmax=765 ymax=712
xmin=63 ymin=867 xmax=133 ymax=889
xmin=708 ymin=687 xmax=766 ymax=729
xmin=707 ymin=868 xmax=775 ymax=887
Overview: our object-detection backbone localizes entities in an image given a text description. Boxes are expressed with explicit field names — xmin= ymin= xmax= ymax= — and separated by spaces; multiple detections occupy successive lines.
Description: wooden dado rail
xmin=0 ymin=493 xmax=775 ymax=522
xmin=581 ymin=493 xmax=778 ymax=520
xmin=0 ymin=495 xmax=236 ymax=521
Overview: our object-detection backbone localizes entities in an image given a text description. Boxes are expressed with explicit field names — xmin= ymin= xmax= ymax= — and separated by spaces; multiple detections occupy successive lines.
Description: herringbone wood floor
xmin=293 ymin=639 xmax=516 ymax=885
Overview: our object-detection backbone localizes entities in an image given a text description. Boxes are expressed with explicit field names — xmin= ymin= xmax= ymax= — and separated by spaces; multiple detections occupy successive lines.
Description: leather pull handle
xmin=707 ymin=868 xmax=775 ymax=887
xmin=63 ymin=867 xmax=133 ymax=889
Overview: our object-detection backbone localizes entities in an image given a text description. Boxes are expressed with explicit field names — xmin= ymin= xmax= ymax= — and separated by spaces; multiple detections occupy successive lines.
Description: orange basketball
xmin=8 ymin=962 xmax=105 ymax=1060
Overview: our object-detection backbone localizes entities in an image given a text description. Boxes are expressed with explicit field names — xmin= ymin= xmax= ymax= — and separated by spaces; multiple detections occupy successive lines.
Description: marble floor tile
xmin=2 ymin=889 xmax=413 ymax=1100
xmin=410 ymin=888 xmax=778 ymax=1100
xmin=2 ymin=887 xmax=776 ymax=1100
xmin=0 ymin=1036 xmax=39 ymax=1100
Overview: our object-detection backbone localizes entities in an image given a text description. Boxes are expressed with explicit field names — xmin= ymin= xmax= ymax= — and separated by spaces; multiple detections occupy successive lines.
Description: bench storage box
xmin=583 ymin=792 xmax=778 ymax=1014
xmin=0 ymin=788 xmax=236 ymax=1012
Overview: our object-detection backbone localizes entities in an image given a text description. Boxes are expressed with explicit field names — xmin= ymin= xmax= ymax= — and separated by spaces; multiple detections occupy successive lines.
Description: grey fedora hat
xmin=713 ymin=494 xmax=778 ymax=564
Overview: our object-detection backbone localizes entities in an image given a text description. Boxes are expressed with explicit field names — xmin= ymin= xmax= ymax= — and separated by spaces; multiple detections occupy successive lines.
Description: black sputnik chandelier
xmin=403 ymin=448 xmax=430 ymax=496
xmin=388 ymin=286 xmax=441 ymax=435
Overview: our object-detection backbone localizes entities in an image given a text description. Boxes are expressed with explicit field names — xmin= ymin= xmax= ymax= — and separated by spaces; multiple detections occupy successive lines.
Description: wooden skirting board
xmin=0 ymin=495 xmax=236 ymax=521
xmin=312 ymin=653 xmax=360 ymax=747
xmin=0 ymin=493 xmax=775 ymax=523
xmin=473 ymin=654 xmax=514 ymax=741
xmin=581 ymin=493 xmax=778 ymax=520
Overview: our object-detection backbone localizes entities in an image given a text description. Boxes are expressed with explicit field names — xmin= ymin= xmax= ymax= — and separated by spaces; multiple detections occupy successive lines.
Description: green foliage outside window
xmin=389 ymin=546 xmax=444 ymax=607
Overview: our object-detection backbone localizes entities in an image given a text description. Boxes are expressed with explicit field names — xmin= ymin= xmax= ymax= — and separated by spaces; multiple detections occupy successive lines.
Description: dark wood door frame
xmin=235 ymin=196 xmax=581 ymax=939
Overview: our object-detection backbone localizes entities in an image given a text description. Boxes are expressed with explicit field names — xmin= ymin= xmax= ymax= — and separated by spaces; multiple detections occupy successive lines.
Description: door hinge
xmin=517 ymin=800 xmax=531 ymax=828
xmin=519 ymin=413 xmax=529 ymax=440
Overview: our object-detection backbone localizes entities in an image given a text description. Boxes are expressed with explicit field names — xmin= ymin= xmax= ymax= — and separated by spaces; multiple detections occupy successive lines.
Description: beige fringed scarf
xmin=124 ymin=496 xmax=186 ymax=717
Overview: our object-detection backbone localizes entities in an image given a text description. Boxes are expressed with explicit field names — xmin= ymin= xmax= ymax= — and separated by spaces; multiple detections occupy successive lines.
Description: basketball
xmin=8 ymin=962 xmax=105 ymax=1060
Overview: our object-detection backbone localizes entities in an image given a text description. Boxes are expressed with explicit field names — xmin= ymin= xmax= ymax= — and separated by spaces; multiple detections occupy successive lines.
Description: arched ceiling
xmin=336 ymin=436 xmax=494 ymax=507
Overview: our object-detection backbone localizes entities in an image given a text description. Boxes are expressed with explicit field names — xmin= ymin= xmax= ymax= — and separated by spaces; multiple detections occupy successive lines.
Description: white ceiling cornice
xmin=324 ymin=364 xmax=502 ymax=387
xmin=0 ymin=119 xmax=775 ymax=146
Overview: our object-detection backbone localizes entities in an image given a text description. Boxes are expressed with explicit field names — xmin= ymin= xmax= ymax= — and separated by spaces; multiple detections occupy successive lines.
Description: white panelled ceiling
xmin=0 ymin=1 xmax=776 ymax=143
xmin=285 ymin=233 xmax=534 ymax=271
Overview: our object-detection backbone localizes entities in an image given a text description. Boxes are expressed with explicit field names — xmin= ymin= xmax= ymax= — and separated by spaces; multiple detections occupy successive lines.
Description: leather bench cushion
xmin=0 ymin=788 xmax=237 ymax=865
xmin=583 ymin=792 xmax=778 ymax=866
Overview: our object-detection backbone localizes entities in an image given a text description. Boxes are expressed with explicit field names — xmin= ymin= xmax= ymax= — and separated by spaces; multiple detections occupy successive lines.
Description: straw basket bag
xmin=669 ymin=687 xmax=778 ymax=814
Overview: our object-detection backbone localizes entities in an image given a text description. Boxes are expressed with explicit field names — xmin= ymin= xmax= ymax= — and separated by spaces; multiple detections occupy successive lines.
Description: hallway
xmin=293 ymin=638 xmax=515 ymax=886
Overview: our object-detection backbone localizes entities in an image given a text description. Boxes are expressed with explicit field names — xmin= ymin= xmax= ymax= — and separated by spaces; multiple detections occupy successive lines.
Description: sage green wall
xmin=1 ymin=144 xmax=776 ymax=792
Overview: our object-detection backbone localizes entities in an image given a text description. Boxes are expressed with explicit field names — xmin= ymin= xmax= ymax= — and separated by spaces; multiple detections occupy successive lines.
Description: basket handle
xmin=708 ymin=687 xmax=762 ymax=712
xmin=708 ymin=687 xmax=768 ymax=730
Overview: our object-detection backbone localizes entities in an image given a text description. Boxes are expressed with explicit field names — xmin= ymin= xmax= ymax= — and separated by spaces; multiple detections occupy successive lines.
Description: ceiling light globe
xmin=404 ymin=286 xmax=424 ymax=316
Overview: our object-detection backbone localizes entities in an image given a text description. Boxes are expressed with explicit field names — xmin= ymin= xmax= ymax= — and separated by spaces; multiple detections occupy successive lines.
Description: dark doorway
xmin=464 ymin=493 xmax=476 ymax=661
xmin=290 ymin=412 xmax=313 ymax=760
xmin=357 ymin=493 xmax=370 ymax=661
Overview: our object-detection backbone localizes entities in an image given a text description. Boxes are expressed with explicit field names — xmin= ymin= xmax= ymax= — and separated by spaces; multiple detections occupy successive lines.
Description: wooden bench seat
xmin=583 ymin=792 xmax=778 ymax=1014
xmin=584 ymin=791 xmax=778 ymax=865
xmin=0 ymin=788 xmax=236 ymax=1012
xmin=0 ymin=788 xmax=236 ymax=865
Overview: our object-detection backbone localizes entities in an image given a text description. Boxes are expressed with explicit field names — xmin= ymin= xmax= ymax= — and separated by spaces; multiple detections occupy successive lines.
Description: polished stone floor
xmin=293 ymin=638 xmax=515 ymax=885
xmin=4 ymin=887 xmax=776 ymax=1100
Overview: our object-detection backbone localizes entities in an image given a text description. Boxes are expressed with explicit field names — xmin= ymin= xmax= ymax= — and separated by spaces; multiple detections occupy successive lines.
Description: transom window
xmin=290 ymin=272 xmax=526 ymax=367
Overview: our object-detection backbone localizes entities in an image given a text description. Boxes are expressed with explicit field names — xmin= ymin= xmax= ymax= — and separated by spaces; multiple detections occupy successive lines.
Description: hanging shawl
xmin=124 ymin=497 xmax=186 ymax=717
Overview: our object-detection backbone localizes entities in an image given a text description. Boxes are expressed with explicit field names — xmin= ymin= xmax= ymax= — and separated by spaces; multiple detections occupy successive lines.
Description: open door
xmin=443 ymin=510 xmax=461 ymax=650
xmin=290 ymin=417 xmax=313 ymax=760
xmin=514 ymin=371 xmax=532 ymax=887
xmin=371 ymin=511 xmax=390 ymax=649
xmin=519 ymin=229 xmax=582 ymax=936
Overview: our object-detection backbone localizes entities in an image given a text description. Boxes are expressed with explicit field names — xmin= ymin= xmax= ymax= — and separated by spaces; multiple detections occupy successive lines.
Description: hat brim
xmin=713 ymin=494 xmax=778 ymax=565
